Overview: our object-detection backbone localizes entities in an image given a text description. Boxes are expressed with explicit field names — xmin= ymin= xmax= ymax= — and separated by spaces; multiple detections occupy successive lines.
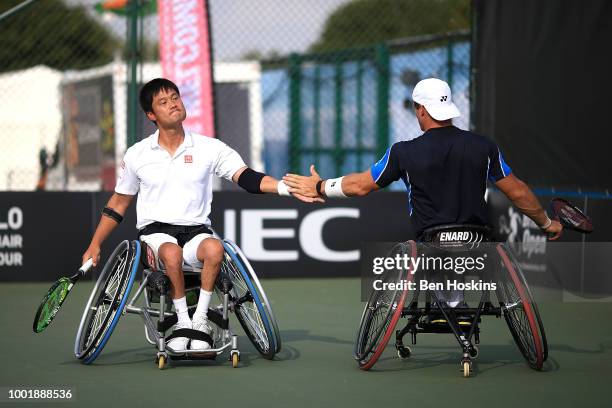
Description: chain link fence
xmin=260 ymin=33 xmax=470 ymax=187
xmin=0 ymin=0 xmax=470 ymax=191
xmin=2 ymin=0 xmax=127 ymax=191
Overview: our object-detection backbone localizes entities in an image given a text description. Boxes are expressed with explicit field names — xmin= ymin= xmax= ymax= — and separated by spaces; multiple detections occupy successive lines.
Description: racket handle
xmin=79 ymin=258 xmax=94 ymax=274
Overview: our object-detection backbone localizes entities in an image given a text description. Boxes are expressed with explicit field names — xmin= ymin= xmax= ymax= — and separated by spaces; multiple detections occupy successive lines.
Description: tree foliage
xmin=0 ymin=0 xmax=120 ymax=73
xmin=310 ymin=0 xmax=470 ymax=53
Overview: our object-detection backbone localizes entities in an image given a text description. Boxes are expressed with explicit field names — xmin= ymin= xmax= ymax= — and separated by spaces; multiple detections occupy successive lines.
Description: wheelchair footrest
xmin=417 ymin=322 xmax=455 ymax=333
xmin=417 ymin=320 xmax=474 ymax=334
xmin=170 ymin=351 xmax=218 ymax=361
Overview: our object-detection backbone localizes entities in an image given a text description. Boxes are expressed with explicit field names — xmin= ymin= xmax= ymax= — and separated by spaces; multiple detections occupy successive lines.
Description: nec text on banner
xmin=158 ymin=0 xmax=215 ymax=136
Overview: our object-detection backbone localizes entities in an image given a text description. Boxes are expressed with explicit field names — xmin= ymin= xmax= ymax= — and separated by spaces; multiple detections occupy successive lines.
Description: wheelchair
xmin=73 ymin=231 xmax=281 ymax=369
xmin=354 ymin=224 xmax=548 ymax=377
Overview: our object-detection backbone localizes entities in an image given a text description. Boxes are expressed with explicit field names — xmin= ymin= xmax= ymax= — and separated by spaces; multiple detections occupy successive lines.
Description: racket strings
xmin=551 ymin=198 xmax=593 ymax=232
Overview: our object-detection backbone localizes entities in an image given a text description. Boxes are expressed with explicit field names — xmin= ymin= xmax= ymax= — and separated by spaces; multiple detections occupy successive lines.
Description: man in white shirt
xmin=82 ymin=78 xmax=316 ymax=353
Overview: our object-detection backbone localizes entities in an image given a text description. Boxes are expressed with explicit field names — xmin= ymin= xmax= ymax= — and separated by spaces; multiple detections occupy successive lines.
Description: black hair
xmin=139 ymin=78 xmax=180 ymax=114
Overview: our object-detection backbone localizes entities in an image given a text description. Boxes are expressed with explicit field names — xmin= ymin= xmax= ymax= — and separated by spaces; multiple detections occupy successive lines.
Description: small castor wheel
xmin=462 ymin=359 xmax=472 ymax=378
xmin=157 ymin=354 xmax=166 ymax=370
xmin=231 ymin=352 xmax=240 ymax=368
xmin=397 ymin=345 xmax=412 ymax=359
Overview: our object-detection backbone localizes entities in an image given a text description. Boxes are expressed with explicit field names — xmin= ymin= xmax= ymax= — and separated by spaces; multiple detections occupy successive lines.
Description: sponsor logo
xmin=184 ymin=155 xmax=193 ymax=164
xmin=0 ymin=207 xmax=23 ymax=267
xmin=499 ymin=206 xmax=547 ymax=262
xmin=440 ymin=95 xmax=448 ymax=102
xmin=560 ymin=208 xmax=581 ymax=227
xmin=118 ymin=160 xmax=126 ymax=180
xmin=223 ymin=208 xmax=360 ymax=262
xmin=439 ymin=231 xmax=472 ymax=242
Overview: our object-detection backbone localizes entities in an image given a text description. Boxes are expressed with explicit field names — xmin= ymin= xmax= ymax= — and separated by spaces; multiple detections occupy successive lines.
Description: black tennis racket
xmin=33 ymin=258 xmax=93 ymax=333
xmin=550 ymin=198 xmax=594 ymax=233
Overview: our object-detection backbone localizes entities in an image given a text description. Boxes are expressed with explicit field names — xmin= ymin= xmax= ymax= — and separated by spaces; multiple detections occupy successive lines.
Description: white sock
xmin=173 ymin=296 xmax=190 ymax=325
xmin=194 ymin=289 xmax=213 ymax=320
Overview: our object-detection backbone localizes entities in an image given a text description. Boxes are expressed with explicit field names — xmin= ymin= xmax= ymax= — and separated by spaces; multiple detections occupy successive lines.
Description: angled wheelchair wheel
xmin=74 ymin=240 xmax=140 ymax=363
xmin=221 ymin=240 xmax=279 ymax=359
xmin=495 ymin=243 xmax=547 ymax=370
xmin=354 ymin=240 xmax=417 ymax=370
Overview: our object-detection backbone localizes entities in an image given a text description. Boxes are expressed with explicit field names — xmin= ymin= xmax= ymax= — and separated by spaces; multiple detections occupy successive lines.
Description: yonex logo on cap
xmin=440 ymin=96 xmax=448 ymax=102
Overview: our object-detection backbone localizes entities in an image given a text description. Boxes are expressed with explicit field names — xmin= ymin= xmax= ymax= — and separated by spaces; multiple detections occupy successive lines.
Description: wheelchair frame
xmin=131 ymin=263 xmax=240 ymax=368
xmin=74 ymin=231 xmax=280 ymax=369
xmin=354 ymin=239 xmax=548 ymax=377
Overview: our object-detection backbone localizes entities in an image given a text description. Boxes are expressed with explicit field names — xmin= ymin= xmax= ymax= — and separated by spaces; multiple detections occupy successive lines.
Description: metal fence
xmin=0 ymin=0 xmax=144 ymax=191
xmin=261 ymin=32 xmax=471 ymax=185
xmin=0 ymin=0 xmax=471 ymax=191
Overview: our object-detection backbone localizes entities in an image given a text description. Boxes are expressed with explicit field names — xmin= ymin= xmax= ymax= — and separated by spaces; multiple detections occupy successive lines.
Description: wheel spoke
xmin=222 ymin=252 xmax=274 ymax=356
xmin=77 ymin=244 xmax=133 ymax=358
xmin=353 ymin=241 xmax=413 ymax=369
xmin=357 ymin=269 xmax=403 ymax=359
xmin=496 ymin=245 xmax=543 ymax=368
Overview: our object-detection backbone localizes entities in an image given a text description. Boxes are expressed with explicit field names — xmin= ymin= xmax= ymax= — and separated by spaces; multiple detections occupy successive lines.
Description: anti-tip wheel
xmin=231 ymin=353 xmax=240 ymax=368
xmin=397 ymin=345 xmax=411 ymax=359
xmin=462 ymin=361 xmax=471 ymax=378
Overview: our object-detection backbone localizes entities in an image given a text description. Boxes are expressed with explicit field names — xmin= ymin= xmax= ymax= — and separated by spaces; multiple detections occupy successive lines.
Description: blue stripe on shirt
xmin=488 ymin=148 xmax=513 ymax=182
xmin=499 ymin=150 xmax=512 ymax=176
xmin=370 ymin=147 xmax=391 ymax=183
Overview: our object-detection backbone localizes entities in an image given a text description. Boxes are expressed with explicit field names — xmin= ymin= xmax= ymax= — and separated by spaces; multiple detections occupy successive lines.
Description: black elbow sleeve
xmin=102 ymin=207 xmax=123 ymax=223
xmin=237 ymin=168 xmax=265 ymax=194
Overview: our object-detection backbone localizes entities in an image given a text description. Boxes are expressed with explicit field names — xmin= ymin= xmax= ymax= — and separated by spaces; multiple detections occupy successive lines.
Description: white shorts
xmin=140 ymin=232 xmax=215 ymax=270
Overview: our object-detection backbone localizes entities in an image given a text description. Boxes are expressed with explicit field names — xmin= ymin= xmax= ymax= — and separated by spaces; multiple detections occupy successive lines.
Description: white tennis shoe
xmin=190 ymin=316 xmax=213 ymax=351
xmin=167 ymin=319 xmax=191 ymax=352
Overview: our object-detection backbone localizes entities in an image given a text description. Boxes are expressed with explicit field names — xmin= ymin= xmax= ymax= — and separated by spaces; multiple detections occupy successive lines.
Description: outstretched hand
xmin=291 ymin=191 xmax=325 ymax=203
xmin=283 ymin=165 xmax=322 ymax=199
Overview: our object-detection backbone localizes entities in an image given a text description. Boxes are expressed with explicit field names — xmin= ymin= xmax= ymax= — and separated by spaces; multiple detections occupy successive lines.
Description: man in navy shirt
xmin=283 ymin=78 xmax=562 ymax=240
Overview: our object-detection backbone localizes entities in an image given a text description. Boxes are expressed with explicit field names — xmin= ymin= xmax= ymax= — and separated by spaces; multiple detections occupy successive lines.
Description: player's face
xmin=148 ymin=88 xmax=187 ymax=127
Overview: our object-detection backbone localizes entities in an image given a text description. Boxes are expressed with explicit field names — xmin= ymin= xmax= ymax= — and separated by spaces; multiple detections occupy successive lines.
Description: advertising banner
xmin=158 ymin=0 xmax=215 ymax=137
xmin=1 ymin=191 xmax=610 ymax=286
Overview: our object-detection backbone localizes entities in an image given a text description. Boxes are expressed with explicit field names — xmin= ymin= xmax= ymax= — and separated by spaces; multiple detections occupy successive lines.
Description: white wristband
xmin=539 ymin=214 xmax=552 ymax=230
xmin=277 ymin=180 xmax=291 ymax=196
xmin=324 ymin=177 xmax=347 ymax=198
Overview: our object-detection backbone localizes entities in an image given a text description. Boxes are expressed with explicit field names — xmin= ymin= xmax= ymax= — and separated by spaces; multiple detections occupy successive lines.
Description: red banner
xmin=158 ymin=0 xmax=215 ymax=137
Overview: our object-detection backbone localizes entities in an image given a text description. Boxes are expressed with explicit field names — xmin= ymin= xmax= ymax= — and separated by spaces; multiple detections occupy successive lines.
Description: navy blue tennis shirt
xmin=370 ymin=125 xmax=512 ymax=235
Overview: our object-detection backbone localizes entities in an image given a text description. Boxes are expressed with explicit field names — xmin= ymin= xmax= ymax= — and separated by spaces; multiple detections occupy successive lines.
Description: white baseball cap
xmin=411 ymin=78 xmax=460 ymax=121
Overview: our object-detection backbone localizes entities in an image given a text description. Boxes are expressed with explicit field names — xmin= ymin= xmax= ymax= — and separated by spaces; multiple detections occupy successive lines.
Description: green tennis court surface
xmin=1 ymin=278 xmax=611 ymax=407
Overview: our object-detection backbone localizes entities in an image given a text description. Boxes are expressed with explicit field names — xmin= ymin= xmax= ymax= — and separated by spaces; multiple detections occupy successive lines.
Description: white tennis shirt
xmin=115 ymin=130 xmax=245 ymax=229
